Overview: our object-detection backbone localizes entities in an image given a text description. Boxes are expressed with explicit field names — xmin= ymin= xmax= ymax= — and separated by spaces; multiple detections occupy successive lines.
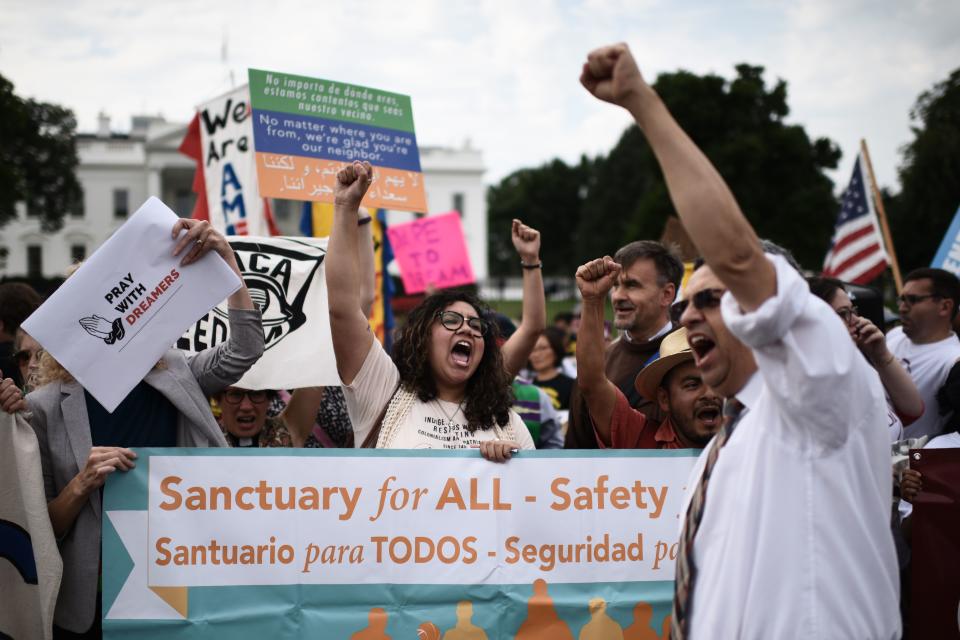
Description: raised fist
xmin=576 ymin=256 xmax=621 ymax=301
xmin=580 ymin=43 xmax=649 ymax=108
xmin=511 ymin=219 xmax=541 ymax=264
xmin=334 ymin=161 xmax=374 ymax=209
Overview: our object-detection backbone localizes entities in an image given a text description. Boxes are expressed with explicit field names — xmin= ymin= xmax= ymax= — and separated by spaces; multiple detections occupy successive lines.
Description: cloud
xmin=1 ymin=0 xmax=957 ymax=194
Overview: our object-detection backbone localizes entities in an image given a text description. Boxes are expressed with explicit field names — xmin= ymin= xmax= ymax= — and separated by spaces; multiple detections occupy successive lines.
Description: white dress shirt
xmin=682 ymin=255 xmax=900 ymax=639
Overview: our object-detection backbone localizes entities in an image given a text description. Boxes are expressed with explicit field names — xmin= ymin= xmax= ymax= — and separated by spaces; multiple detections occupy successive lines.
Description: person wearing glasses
xmin=0 ymin=281 xmax=42 ymax=389
xmin=12 ymin=328 xmax=43 ymax=392
xmin=0 ymin=218 xmax=263 ymax=638
xmin=216 ymin=386 xmax=324 ymax=448
xmin=581 ymin=42 xmax=898 ymax=638
xmin=326 ymin=161 xmax=534 ymax=459
xmin=808 ymin=276 xmax=924 ymax=442
xmin=885 ymin=268 xmax=960 ymax=441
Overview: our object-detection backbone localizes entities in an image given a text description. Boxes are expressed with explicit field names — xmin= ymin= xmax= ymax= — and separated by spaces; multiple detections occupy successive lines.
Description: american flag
xmin=822 ymin=154 xmax=889 ymax=283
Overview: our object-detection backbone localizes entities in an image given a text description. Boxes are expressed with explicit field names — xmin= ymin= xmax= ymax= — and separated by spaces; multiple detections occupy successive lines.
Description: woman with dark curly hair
xmin=326 ymin=161 xmax=534 ymax=460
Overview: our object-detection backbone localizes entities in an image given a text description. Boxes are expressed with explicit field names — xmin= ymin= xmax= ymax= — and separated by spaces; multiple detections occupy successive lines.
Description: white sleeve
xmin=341 ymin=339 xmax=400 ymax=446
xmin=722 ymin=254 xmax=884 ymax=451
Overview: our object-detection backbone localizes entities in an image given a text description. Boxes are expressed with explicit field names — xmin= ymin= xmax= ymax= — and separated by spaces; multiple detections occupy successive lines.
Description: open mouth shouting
xmin=694 ymin=402 xmax=722 ymax=430
xmin=688 ymin=333 xmax=717 ymax=367
xmin=451 ymin=339 xmax=474 ymax=368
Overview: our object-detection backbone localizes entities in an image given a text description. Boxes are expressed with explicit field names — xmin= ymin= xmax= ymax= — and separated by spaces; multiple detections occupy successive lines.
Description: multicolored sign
xmin=102 ymin=449 xmax=695 ymax=638
xmin=387 ymin=211 xmax=475 ymax=294
xmin=248 ymin=69 xmax=427 ymax=212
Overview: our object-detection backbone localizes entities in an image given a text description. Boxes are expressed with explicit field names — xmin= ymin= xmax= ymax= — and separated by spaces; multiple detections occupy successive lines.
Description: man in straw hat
xmin=575 ymin=258 xmax=722 ymax=450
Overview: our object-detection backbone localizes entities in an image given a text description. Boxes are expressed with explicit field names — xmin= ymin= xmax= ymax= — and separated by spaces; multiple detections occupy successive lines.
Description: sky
xmin=1 ymin=0 xmax=958 ymax=195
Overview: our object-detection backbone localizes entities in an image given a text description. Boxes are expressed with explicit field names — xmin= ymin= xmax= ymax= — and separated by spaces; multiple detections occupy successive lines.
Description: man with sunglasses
xmin=581 ymin=43 xmax=899 ymax=638
xmin=886 ymin=268 xmax=960 ymax=440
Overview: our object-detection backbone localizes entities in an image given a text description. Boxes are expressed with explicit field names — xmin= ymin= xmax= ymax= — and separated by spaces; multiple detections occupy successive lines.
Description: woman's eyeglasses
xmin=436 ymin=310 xmax=488 ymax=336
xmin=222 ymin=389 xmax=269 ymax=404
xmin=670 ymin=288 xmax=725 ymax=324
xmin=835 ymin=306 xmax=859 ymax=324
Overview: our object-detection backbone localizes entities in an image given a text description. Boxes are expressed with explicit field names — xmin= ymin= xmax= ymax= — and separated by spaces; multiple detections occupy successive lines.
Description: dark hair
xmin=904 ymin=268 xmax=960 ymax=319
xmin=613 ymin=241 xmax=683 ymax=294
xmin=807 ymin=276 xmax=846 ymax=305
xmin=0 ymin=283 xmax=41 ymax=335
xmin=553 ymin=311 xmax=575 ymax=325
xmin=538 ymin=327 xmax=567 ymax=369
xmin=392 ymin=289 xmax=513 ymax=431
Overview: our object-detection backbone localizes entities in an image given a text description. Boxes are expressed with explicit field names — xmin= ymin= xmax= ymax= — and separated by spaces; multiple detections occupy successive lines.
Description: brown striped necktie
xmin=670 ymin=398 xmax=745 ymax=639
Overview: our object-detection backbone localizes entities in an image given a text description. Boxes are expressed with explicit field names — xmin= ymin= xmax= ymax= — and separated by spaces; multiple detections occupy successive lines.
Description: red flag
xmin=177 ymin=113 xmax=210 ymax=222
xmin=179 ymin=110 xmax=279 ymax=235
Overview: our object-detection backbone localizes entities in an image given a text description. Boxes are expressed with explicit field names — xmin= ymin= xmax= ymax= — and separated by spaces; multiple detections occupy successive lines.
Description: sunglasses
xmin=436 ymin=310 xmax=489 ymax=336
xmin=222 ymin=389 xmax=269 ymax=405
xmin=670 ymin=288 xmax=725 ymax=324
xmin=14 ymin=348 xmax=43 ymax=365
xmin=898 ymin=293 xmax=941 ymax=306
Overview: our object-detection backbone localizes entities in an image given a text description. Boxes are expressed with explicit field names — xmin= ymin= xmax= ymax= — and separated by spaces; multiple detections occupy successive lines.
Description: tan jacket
xmin=26 ymin=308 xmax=263 ymax=632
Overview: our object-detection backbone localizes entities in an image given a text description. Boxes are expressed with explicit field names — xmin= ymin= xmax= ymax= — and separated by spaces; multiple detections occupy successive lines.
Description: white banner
xmin=198 ymin=85 xmax=271 ymax=236
xmin=178 ymin=236 xmax=339 ymax=389
xmin=136 ymin=452 xmax=693 ymax=589
xmin=22 ymin=198 xmax=240 ymax=411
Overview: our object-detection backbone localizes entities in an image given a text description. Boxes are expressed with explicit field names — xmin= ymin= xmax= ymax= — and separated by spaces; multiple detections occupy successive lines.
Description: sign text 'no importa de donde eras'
xmin=248 ymin=69 xmax=427 ymax=213
xmin=102 ymin=449 xmax=695 ymax=639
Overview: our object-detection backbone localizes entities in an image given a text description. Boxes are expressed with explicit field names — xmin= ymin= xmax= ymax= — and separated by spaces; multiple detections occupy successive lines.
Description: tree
xmin=887 ymin=68 xmax=960 ymax=271
xmin=577 ymin=64 xmax=841 ymax=270
xmin=0 ymin=73 xmax=83 ymax=231
xmin=487 ymin=64 xmax=842 ymax=274
xmin=487 ymin=156 xmax=595 ymax=277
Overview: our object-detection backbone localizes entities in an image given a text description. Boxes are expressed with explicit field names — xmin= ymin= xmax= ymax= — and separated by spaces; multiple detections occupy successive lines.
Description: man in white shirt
xmin=886 ymin=268 xmax=960 ymax=440
xmin=580 ymin=42 xmax=900 ymax=638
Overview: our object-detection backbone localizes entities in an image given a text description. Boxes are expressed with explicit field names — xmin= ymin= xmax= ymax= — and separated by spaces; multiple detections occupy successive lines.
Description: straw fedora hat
xmin=634 ymin=327 xmax=694 ymax=400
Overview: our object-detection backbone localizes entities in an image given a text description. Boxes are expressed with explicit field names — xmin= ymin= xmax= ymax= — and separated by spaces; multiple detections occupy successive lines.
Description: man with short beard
xmin=574 ymin=263 xmax=721 ymax=449
xmin=565 ymin=241 xmax=683 ymax=448
xmin=886 ymin=267 xmax=960 ymax=440
xmin=581 ymin=42 xmax=899 ymax=638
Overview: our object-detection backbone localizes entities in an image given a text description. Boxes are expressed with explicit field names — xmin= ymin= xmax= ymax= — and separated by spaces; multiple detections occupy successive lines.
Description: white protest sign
xmin=135 ymin=452 xmax=694 ymax=588
xmin=177 ymin=236 xmax=339 ymax=389
xmin=22 ymin=198 xmax=241 ymax=411
xmin=198 ymin=85 xmax=271 ymax=236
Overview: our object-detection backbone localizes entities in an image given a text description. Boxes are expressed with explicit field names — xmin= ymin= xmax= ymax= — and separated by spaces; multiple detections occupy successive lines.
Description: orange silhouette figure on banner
xmin=417 ymin=621 xmax=442 ymax=640
xmin=442 ymin=601 xmax=488 ymax=640
xmin=623 ymin=602 xmax=666 ymax=640
xmin=578 ymin=598 xmax=624 ymax=640
xmin=351 ymin=607 xmax=391 ymax=640
xmin=515 ymin=579 xmax=575 ymax=640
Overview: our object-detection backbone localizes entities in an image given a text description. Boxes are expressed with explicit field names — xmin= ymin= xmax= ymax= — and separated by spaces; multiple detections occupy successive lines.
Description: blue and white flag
xmin=930 ymin=205 xmax=960 ymax=275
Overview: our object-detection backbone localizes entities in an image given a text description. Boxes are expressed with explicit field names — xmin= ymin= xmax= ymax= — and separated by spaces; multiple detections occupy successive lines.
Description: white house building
xmin=0 ymin=114 xmax=488 ymax=283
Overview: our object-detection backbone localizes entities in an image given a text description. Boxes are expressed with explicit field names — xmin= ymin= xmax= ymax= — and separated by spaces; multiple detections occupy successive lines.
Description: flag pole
xmin=860 ymin=139 xmax=903 ymax=294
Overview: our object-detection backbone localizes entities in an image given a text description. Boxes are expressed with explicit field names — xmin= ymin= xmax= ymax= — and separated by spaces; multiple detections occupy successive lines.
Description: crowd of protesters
xmin=2 ymin=42 xmax=959 ymax=640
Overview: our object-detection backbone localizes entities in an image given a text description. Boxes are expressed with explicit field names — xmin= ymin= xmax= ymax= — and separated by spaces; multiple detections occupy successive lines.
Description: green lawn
xmin=486 ymin=298 xmax=615 ymax=323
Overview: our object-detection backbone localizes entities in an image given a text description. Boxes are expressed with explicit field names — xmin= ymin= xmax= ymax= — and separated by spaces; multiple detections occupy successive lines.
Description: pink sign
xmin=387 ymin=211 xmax=475 ymax=294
